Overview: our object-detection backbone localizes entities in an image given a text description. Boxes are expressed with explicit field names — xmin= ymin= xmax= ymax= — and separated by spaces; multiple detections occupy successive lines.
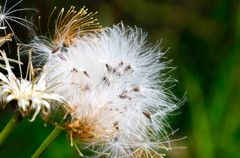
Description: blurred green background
xmin=1 ymin=0 xmax=240 ymax=157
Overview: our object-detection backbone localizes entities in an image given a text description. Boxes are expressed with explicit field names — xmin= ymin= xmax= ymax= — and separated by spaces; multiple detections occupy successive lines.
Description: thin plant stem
xmin=31 ymin=126 xmax=63 ymax=158
xmin=0 ymin=111 xmax=23 ymax=146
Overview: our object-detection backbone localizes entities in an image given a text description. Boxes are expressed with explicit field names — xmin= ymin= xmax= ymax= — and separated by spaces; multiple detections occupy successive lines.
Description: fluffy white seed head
xmin=41 ymin=23 xmax=183 ymax=157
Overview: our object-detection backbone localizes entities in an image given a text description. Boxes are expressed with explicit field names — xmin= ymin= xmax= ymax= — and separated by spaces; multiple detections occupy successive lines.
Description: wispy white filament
xmin=0 ymin=0 xmax=37 ymax=41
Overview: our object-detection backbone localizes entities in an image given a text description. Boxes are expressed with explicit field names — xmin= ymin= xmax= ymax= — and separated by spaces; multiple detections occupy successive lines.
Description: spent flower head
xmin=41 ymin=23 xmax=184 ymax=157
xmin=0 ymin=50 xmax=66 ymax=121
xmin=22 ymin=6 xmax=104 ymax=65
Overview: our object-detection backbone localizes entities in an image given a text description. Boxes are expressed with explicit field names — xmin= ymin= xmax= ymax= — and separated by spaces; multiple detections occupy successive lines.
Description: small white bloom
xmin=42 ymin=23 xmax=183 ymax=157
xmin=0 ymin=50 xmax=66 ymax=121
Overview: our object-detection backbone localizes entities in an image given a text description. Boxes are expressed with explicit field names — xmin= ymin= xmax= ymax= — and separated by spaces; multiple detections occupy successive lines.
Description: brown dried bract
xmin=0 ymin=33 xmax=13 ymax=47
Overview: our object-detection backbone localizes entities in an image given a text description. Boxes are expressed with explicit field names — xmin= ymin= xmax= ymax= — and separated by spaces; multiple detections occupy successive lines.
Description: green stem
xmin=0 ymin=111 xmax=23 ymax=146
xmin=31 ymin=126 xmax=63 ymax=158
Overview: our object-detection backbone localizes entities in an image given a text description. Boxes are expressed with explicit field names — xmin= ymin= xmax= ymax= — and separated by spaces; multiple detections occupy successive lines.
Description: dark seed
xmin=114 ymin=121 xmax=119 ymax=130
xmin=105 ymin=64 xmax=113 ymax=72
xmin=71 ymin=68 xmax=78 ymax=73
xmin=133 ymin=87 xmax=140 ymax=92
xmin=142 ymin=111 xmax=151 ymax=118
xmin=51 ymin=47 xmax=60 ymax=53
xmin=124 ymin=65 xmax=131 ymax=71
xmin=103 ymin=76 xmax=110 ymax=85
xmin=83 ymin=71 xmax=90 ymax=78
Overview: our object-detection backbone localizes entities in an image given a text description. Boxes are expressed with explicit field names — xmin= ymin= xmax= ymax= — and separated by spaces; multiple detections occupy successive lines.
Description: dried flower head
xmin=0 ymin=0 xmax=36 ymax=41
xmin=50 ymin=6 xmax=103 ymax=46
xmin=42 ymin=23 xmax=184 ymax=157
xmin=22 ymin=6 xmax=104 ymax=64
xmin=0 ymin=50 xmax=65 ymax=121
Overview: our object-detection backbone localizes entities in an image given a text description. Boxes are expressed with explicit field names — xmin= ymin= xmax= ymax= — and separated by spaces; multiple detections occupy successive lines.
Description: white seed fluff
xmin=41 ymin=23 xmax=182 ymax=157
